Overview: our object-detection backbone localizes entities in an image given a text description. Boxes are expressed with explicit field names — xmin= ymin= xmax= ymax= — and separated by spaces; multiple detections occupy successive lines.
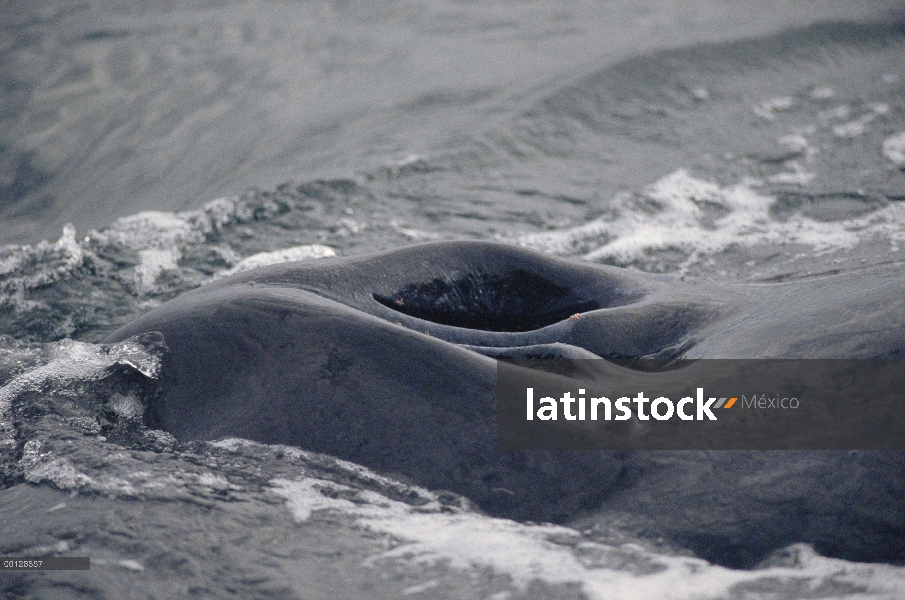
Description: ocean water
xmin=2 ymin=1 xmax=905 ymax=598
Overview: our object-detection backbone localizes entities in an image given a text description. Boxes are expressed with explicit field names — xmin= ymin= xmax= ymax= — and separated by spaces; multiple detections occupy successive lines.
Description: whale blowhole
xmin=373 ymin=268 xmax=600 ymax=332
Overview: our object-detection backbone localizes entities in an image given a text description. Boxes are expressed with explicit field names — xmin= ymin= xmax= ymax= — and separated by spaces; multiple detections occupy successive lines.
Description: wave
xmin=2 ymin=336 xmax=905 ymax=599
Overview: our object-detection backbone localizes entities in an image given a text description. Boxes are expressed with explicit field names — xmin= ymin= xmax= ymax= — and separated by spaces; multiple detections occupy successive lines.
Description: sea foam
xmin=516 ymin=170 xmax=905 ymax=273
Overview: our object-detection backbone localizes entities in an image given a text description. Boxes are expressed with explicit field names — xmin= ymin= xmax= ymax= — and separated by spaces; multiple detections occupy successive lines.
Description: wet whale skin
xmin=104 ymin=241 xmax=905 ymax=567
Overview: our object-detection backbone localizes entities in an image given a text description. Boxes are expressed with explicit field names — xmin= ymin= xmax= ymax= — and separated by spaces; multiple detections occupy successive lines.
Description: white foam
xmin=3 ymin=338 xmax=159 ymax=394
xmin=83 ymin=195 xmax=279 ymax=294
xmin=38 ymin=462 xmax=103 ymax=490
xmin=766 ymin=161 xmax=815 ymax=185
xmin=20 ymin=444 xmax=244 ymax=497
xmin=91 ymin=559 xmax=145 ymax=571
xmin=882 ymin=131 xmax=905 ymax=167
xmin=516 ymin=170 xmax=905 ymax=272
xmin=402 ymin=579 xmax=439 ymax=595
xmin=777 ymin=134 xmax=809 ymax=154
xmin=214 ymin=244 xmax=336 ymax=279
xmin=808 ymin=87 xmax=835 ymax=100
xmin=25 ymin=540 xmax=71 ymax=557
xmin=818 ymin=104 xmax=851 ymax=121
xmin=91 ymin=211 xmax=203 ymax=294
xmin=752 ymin=96 xmax=795 ymax=120
xmin=212 ymin=438 xmax=442 ymax=503
xmin=136 ymin=248 xmax=182 ymax=290
xmin=272 ymin=477 xmax=905 ymax=600
xmin=391 ymin=220 xmax=446 ymax=241
xmin=0 ymin=224 xmax=84 ymax=296
xmin=0 ymin=338 xmax=160 ymax=437
xmin=832 ymin=113 xmax=876 ymax=138
xmin=24 ymin=455 xmax=96 ymax=490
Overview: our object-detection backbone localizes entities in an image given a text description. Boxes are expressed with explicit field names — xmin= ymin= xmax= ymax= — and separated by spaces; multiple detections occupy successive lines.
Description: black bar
xmin=0 ymin=557 xmax=90 ymax=570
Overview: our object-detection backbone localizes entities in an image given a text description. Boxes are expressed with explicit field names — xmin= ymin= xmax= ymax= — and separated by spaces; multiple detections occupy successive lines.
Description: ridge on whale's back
xmin=189 ymin=240 xmax=647 ymax=331
xmin=108 ymin=240 xmax=905 ymax=361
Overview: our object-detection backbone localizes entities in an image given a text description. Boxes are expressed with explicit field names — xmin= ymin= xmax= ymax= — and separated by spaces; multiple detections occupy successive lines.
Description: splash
xmin=0 ymin=224 xmax=84 ymax=297
xmin=516 ymin=170 xmax=905 ymax=273
xmin=87 ymin=197 xmax=260 ymax=294
xmin=0 ymin=337 xmax=161 ymax=452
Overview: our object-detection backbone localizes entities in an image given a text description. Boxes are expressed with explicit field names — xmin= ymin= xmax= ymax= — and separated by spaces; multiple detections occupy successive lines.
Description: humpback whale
xmin=103 ymin=241 xmax=905 ymax=566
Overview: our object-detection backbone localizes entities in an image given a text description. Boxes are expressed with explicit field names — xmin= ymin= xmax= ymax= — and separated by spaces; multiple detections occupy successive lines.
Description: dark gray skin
xmin=104 ymin=241 xmax=905 ymax=566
